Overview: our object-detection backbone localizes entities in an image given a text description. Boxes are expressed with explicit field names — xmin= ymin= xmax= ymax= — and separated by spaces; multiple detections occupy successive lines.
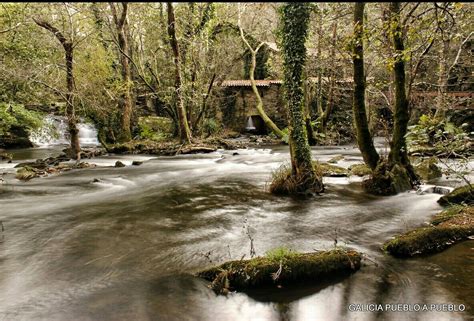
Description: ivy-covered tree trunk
xmin=352 ymin=2 xmax=380 ymax=170
xmin=34 ymin=19 xmax=81 ymax=160
xmin=110 ymin=2 xmax=133 ymax=142
xmin=272 ymin=2 xmax=323 ymax=195
xmin=167 ymin=2 xmax=192 ymax=144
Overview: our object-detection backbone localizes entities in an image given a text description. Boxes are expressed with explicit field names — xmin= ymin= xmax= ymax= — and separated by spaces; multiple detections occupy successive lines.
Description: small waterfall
xmin=77 ymin=122 xmax=100 ymax=146
xmin=30 ymin=115 xmax=100 ymax=147
xmin=245 ymin=116 xmax=256 ymax=131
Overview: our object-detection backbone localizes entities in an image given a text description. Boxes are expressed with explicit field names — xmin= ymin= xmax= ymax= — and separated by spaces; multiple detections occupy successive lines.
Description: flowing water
xmin=30 ymin=116 xmax=100 ymax=147
xmin=0 ymin=141 xmax=473 ymax=321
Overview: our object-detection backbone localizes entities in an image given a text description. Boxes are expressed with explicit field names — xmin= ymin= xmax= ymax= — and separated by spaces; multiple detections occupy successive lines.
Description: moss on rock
xmin=196 ymin=248 xmax=361 ymax=294
xmin=437 ymin=184 xmax=474 ymax=206
xmin=15 ymin=166 xmax=41 ymax=180
xmin=313 ymin=161 xmax=349 ymax=177
xmin=383 ymin=205 xmax=474 ymax=257
xmin=363 ymin=161 xmax=413 ymax=195
xmin=413 ymin=157 xmax=442 ymax=181
xmin=348 ymin=163 xmax=372 ymax=176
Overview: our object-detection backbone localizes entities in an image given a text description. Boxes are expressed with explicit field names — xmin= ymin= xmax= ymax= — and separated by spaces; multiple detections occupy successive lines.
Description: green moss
xmin=196 ymin=249 xmax=362 ymax=294
xmin=264 ymin=246 xmax=298 ymax=263
xmin=313 ymin=161 xmax=349 ymax=177
xmin=413 ymin=157 xmax=442 ymax=181
xmin=15 ymin=166 xmax=41 ymax=180
xmin=383 ymin=205 xmax=474 ymax=257
xmin=363 ymin=161 xmax=413 ymax=196
xmin=438 ymin=184 xmax=474 ymax=206
xmin=138 ymin=116 xmax=173 ymax=141
xmin=431 ymin=205 xmax=465 ymax=225
xmin=348 ymin=163 xmax=372 ymax=176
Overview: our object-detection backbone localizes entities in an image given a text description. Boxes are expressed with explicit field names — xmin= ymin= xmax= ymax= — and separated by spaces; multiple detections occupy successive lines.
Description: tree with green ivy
xmin=270 ymin=2 xmax=323 ymax=195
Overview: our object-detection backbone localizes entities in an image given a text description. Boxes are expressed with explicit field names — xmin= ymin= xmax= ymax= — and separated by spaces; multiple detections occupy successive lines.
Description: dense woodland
xmin=1 ymin=2 xmax=473 ymax=195
xmin=0 ymin=3 xmax=473 ymax=318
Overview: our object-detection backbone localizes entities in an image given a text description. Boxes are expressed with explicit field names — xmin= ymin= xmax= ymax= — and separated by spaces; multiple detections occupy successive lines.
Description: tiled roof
xmin=221 ymin=80 xmax=283 ymax=87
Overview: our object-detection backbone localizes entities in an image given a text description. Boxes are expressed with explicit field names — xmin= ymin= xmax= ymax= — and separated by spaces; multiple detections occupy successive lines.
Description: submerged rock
xmin=196 ymin=249 xmax=361 ymax=294
xmin=0 ymin=152 xmax=12 ymax=162
xmin=314 ymin=162 xmax=349 ymax=177
xmin=14 ymin=154 xmax=96 ymax=181
xmin=328 ymin=155 xmax=344 ymax=164
xmin=114 ymin=161 xmax=126 ymax=168
xmin=15 ymin=166 xmax=42 ymax=181
xmin=132 ymin=160 xmax=143 ymax=166
xmin=348 ymin=163 xmax=372 ymax=176
xmin=107 ymin=140 xmax=218 ymax=156
xmin=437 ymin=184 xmax=474 ymax=206
xmin=383 ymin=205 xmax=473 ymax=257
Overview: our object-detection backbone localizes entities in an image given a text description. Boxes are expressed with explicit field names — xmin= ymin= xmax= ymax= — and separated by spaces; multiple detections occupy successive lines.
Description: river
xmin=0 ymin=142 xmax=472 ymax=321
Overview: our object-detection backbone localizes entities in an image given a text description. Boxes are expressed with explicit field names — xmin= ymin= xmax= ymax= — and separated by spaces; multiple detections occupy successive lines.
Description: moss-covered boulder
xmin=363 ymin=162 xmax=413 ymax=195
xmin=383 ymin=205 xmax=474 ymax=257
xmin=437 ymin=184 xmax=474 ymax=206
xmin=15 ymin=166 xmax=42 ymax=180
xmin=413 ymin=157 xmax=442 ymax=181
xmin=313 ymin=161 xmax=349 ymax=177
xmin=196 ymin=248 xmax=362 ymax=294
xmin=348 ymin=163 xmax=372 ymax=176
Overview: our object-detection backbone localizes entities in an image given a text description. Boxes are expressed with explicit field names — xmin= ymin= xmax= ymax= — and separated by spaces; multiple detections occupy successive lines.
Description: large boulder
xmin=438 ymin=184 xmax=474 ymax=206
xmin=348 ymin=163 xmax=372 ymax=176
xmin=414 ymin=157 xmax=442 ymax=181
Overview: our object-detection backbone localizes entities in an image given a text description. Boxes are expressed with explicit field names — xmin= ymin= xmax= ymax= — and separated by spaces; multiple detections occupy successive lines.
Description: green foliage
xmin=0 ymin=103 xmax=43 ymax=135
xmin=265 ymin=246 xmax=298 ymax=263
xmin=406 ymin=114 xmax=469 ymax=154
xmin=138 ymin=116 xmax=173 ymax=141
xmin=202 ymin=118 xmax=221 ymax=137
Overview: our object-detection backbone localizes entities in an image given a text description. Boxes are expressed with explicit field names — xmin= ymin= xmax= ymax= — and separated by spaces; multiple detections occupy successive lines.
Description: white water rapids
xmin=29 ymin=115 xmax=100 ymax=147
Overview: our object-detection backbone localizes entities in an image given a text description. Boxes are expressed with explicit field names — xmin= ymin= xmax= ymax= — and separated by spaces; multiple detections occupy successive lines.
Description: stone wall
xmin=216 ymin=84 xmax=287 ymax=133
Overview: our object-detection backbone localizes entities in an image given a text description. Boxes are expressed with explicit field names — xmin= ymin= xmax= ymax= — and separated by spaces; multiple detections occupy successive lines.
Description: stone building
xmin=216 ymin=80 xmax=287 ymax=134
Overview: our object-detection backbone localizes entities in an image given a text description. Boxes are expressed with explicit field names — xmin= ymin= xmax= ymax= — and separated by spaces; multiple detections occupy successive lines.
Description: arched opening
xmin=245 ymin=115 xmax=267 ymax=135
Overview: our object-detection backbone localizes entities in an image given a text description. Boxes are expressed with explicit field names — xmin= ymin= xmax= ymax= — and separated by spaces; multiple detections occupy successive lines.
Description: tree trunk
xmin=249 ymin=48 xmax=285 ymax=139
xmin=320 ymin=20 xmax=338 ymax=132
xmin=238 ymin=21 xmax=284 ymax=139
xmin=33 ymin=19 xmax=81 ymax=160
xmin=352 ymin=3 xmax=379 ymax=170
xmin=279 ymin=3 xmax=323 ymax=193
xmin=435 ymin=37 xmax=450 ymax=118
xmin=388 ymin=2 xmax=410 ymax=166
xmin=167 ymin=2 xmax=192 ymax=144
xmin=65 ymin=45 xmax=81 ymax=160
xmin=110 ymin=2 xmax=133 ymax=142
